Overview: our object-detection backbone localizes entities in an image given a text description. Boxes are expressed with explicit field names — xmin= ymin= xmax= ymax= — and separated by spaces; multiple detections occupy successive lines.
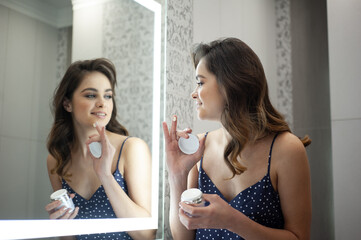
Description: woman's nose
xmin=96 ymin=99 xmax=104 ymax=108
xmin=191 ymin=88 xmax=198 ymax=99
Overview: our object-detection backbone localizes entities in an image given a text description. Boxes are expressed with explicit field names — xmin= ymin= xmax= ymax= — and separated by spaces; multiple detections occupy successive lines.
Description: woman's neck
xmin=72 ymin=124 xmax=99 ymax=160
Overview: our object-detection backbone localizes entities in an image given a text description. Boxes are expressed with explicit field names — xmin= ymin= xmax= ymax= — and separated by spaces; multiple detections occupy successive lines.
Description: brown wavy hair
xmin=47 ymin=58 xmax=128 ymax=179
xmin=191 ymin=38 xmax=311 ymax=177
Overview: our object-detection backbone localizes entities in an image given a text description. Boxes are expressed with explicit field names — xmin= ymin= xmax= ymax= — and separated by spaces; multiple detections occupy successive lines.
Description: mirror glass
xmin=0 ymin=0 xmax=163 ymax=238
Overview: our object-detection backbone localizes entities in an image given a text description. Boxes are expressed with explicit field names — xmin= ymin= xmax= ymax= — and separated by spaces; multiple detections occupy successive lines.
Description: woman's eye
xmin=196 ymin=81 xmax=203 ymax=86
xmin=104 ymin=95 xmax=113 ymax=100
xmin=85 ymin=94 xmax=96 ymax=98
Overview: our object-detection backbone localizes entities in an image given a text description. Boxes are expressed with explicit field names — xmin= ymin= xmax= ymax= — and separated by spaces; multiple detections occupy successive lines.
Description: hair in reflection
xmin=191 ymin=38 xmax=311 ymax=178
xmin=47 ymin=58 xmax=128 ymax=179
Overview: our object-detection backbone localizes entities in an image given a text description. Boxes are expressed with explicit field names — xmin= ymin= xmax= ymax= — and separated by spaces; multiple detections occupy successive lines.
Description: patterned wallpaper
xmin=275 ymin=0 xmax=293 ymax=129
xmin=164 ymin=0 xmax=194 ymax=238
xmin=56 ymin=27 xmax=72 ymax=85
xmin=103 ymin=0 xmax=154 ymax=148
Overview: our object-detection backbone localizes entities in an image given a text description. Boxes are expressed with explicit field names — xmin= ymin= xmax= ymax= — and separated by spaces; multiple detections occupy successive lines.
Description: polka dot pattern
xmin=62 ymin=137 xmax=133 ymax=240
xmin=196 ymin=134 xmax=284 ymax=240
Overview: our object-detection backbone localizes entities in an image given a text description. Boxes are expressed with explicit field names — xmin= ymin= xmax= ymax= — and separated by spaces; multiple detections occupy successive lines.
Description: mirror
xmin=0 ymin=0 xmax=163 ymax=238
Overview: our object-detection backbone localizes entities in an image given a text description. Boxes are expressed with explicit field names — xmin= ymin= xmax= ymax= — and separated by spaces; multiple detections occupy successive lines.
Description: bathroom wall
xmin=0 ymin=4 xmax=69 ymax=219
xmin=192 ymin=0 xmax=279 ymax=134
xmin=290 ymin=0 xmax=334 ymax=239
xmin=327 ymin=0 xmax=361 ymax=238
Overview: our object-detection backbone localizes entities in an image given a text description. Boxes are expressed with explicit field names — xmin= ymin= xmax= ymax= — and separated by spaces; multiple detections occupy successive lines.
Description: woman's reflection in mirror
xmin=45 ymin=58 xmax=155 ymax=240
xmin=163 ymin=38 xmax=312 ymax=240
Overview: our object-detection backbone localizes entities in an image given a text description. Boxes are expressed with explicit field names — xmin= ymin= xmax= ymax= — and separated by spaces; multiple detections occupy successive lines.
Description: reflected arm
xmin=99 ymin=137 xmax=155 ymax=239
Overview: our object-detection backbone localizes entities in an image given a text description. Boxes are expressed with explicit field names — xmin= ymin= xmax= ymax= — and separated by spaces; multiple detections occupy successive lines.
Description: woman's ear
xmin=63 ymin=98 xmax=72 ymax=112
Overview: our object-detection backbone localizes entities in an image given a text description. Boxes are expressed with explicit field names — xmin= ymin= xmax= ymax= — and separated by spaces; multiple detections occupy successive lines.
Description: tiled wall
xmin=0 ymin=5 xmax=61 ymax=219
xmin=328 ymin=0 xmax=361 ymax=238
xmin=290 ymin=0 xmax=334 ymax=239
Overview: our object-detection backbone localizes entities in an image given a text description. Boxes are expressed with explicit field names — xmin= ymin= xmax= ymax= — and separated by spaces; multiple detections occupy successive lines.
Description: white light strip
xmin=133 ymin=0 xmax=160 ymax=13
xmin=150 ymin=0 xmax=162 ymax=222
xmin=0 ymin=218 xmax=157 ymax=240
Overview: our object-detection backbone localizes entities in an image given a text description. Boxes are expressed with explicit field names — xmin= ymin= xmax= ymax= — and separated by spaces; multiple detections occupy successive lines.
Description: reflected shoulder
xmin=122 ymin=137 xmax=151 ymax=157
xmin=125 ymin=136 xmax=149 ymax=148
xmin=46 ymin=154 xmax=57 ymax=170
xmin=46 ymin=154 xmax=62 ymax=190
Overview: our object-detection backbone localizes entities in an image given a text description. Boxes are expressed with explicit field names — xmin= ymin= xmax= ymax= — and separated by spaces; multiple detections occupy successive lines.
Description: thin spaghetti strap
xmin=267 ymin=133 xmax=279 ymax=174
xmin=199 ymin=132 xmax=209 ymax=168
xmin=116 ymin=136 xmax=131 ymax=169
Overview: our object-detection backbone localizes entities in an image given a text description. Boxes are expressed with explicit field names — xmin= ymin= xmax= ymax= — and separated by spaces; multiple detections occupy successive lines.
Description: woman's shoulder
xmin=272 ymin=131 xmax=308 ymax=166
xmin=196 ymin=128 xmax=222 ymax=139
xmin=46 ymin=154 xmax=62 ymax=189
xmin=46 ymin=154 xmax=57 ymax=169
xmin=275 ymin=131 xmax=306 ymax=152
xmin=108 ymin=132 xmax=149 ymax=152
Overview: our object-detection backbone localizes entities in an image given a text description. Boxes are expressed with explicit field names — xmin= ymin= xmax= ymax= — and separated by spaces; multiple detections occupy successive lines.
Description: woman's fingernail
xmin=172 ymin=116 xmax=177 ymax=122
xmin=93 ymin=122 xmax=97 ymax=128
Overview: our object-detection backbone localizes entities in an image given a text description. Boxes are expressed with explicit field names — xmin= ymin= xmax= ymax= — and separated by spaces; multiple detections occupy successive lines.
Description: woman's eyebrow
xmin=196 ymin=74 xmax=206 ymax=80
xmin=81 ymin=88 xmax=113 ymax=93
xmin=81 ymin=87 xmax=97 ymax=92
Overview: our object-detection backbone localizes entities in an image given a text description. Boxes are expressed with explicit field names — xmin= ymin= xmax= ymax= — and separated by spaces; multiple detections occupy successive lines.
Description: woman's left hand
xmin=86 ymin=123 xmax=116 ymax=178
xmin=178 ymin=193 xmax=235 ymax=230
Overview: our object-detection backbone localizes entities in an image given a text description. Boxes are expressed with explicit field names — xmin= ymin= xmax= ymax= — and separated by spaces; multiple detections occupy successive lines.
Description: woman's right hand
xmin=162 ymin=115 xmax=205 ymax=178
xmin=45 ymin=194 xmax=79 ymax=219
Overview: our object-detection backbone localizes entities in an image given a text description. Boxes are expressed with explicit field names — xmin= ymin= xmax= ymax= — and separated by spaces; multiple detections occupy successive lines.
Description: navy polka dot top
xmin=62 ymin=137 xmax=133 ymax=240
xmin=196 ymin=133 xmax=284 ymax=240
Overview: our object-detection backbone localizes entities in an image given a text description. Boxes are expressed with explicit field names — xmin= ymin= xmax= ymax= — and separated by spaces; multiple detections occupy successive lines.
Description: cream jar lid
xmin=178 ymin=134 xmax=199 ymax=154
xmin=89 ymin=142 xmax=102 ymax=158
xmin=50 ymin=189 xmax=68 ymax=200
xmin=181 ymin=188 xmax=203 ymax=202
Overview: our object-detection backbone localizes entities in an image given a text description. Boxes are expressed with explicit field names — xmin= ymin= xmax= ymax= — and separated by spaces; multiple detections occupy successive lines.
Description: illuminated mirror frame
xmin=0 ymin=0 xmax=162 ymax=239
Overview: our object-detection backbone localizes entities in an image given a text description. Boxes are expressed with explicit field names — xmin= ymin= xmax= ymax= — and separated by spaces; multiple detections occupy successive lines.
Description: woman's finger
xmin=58 ymin=208 xmax=74 ymax=219
xmin=86 ymin=135 xmax=101 ymax=145
xmin=69 ymin=207 xmax=79 ymax=219
xmin=49 ymin=206 xmax=67 ymax=219
xmin=162 ymin=122 xmax=171 ymax=143
xmin=45 ymin=200 xmax=61 ymax=212
xmin=93 ymin=122 xmax=107 ymax=144
xmin=176 ymin=130 xmax=191 ymax=139
xmin=170 ymin=115 xmax=177 ymax=141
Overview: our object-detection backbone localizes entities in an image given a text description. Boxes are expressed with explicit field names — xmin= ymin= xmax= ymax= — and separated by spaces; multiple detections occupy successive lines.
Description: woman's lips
xmin=92 ymin=112 xmax=107 ymax=119
xmin=195 ymin=101 xmax=202 ymax=109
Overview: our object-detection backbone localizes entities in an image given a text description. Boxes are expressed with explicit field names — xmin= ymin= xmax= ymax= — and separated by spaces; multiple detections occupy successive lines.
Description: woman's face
xmin=191 ymin=58 xmax=225 ymax=121
xmin=66 ymin=71 xmax=114 ymax=129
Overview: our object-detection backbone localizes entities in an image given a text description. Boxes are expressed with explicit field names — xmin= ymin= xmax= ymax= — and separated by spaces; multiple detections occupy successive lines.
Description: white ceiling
xmin=0 ymin=0 xmax=73 ymax=28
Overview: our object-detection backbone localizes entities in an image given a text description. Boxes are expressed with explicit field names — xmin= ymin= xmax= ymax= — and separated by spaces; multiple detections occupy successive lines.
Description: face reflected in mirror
xmin=44 ymin=58 xmax=155 ymax=239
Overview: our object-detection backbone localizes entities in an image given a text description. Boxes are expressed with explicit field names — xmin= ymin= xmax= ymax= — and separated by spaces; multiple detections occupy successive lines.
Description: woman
xmin=45 ymin=58 xmax=154 ymax=240
xmin=163 ymin=38 xmax=312 ymax=240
